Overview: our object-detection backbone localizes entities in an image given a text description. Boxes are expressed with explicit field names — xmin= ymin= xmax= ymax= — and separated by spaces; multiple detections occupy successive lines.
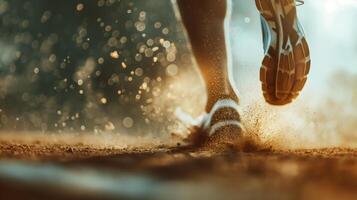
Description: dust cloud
xmin=154 ymin=67 xmax=357 ymax=150
xmin=241 ymin=71 xmax=357 ymax=150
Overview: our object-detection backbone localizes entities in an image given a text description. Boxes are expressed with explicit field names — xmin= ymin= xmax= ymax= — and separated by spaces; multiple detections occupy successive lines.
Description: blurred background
xmin=0 ymin=0 xmax=356 ymax=148
xmin=0 ymin=0 xmax=199 ymax=138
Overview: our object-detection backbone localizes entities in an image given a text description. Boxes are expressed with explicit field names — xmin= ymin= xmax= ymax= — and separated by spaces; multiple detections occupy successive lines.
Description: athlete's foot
xmin=256 ymin=0 xmax=311 ymax=105
xmin=186 ymin=98 xmax=245 ymax=151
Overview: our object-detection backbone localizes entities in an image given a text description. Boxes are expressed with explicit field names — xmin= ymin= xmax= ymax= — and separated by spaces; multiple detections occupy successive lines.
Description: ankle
xmin=205 ymin=93 xmax=239 ymax=112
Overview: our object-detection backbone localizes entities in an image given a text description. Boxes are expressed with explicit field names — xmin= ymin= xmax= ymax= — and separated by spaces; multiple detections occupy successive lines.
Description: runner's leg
xmin=176 ymin=0 xmax=238 ymax=112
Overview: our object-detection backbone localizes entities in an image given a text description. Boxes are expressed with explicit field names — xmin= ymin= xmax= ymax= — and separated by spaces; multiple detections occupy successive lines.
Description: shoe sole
xmin=256 ymin=0 xmax=311 ymax=105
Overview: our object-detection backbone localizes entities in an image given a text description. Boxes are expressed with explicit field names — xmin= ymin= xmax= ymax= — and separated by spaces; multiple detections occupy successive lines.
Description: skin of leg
xmin=176 ymin=0 xmax=238 ymax=112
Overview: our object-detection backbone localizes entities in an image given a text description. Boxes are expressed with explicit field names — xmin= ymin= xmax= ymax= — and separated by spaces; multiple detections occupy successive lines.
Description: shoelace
xmin=296 ymin=0 xmax=305 ymax=6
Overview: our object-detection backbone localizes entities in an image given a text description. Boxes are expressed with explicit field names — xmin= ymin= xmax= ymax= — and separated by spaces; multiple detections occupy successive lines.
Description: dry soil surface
xmin=0 ymin=138 xmax=356 ymax=200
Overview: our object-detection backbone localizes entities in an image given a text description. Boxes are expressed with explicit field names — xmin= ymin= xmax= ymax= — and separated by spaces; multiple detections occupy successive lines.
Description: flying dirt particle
xmin=166 ymin=53 xmax=176 ymax=62
xmin=123 ymin=117 xmax=134 ymax=128
xmin=162 ymin=27 xmax=169 ymax=35
xmin=144 ymin=48 xmax=153 ymax=57
xmin=135 ymin=21 xmax=146 ymax=32
xmin=154 ymin=22 xmax=162 ymax=29
xmin=76 ymin=3 xmax=84 ymax=12
xmin=120 ymin=37 xmax=127 ymax=44
xmin=77 ymin=79 xmax=84 ymax=86
xmin=48 ymin=54 xmax=56 ymax=63
xmin=100 ymin=97 xmax=107 ymax=104
xmin=166 ymin=64 xmax=178 ymax=76
xmin=121 ymin=62 xmax=127 ymax=69
xmin=41 ymin=11 xmax=52 ymax=23
xmin=135 ymin=68 xmax=143 ymax=77
xmin=105 ymin=25 xmax=112 ymax=32
xmin=105 ymin=121 xmax=115 ymax=131
xmin=98 ymin=57 xmax=104 ymax=64
xmin=139 ymin=11 xmax=146 ymax=21
xmin=162 ymin=41 xmax=170 ymax=48
xmin=152 ymin=47 xmax=159 ymax=52
xmin=135 ymin=54 xmax=143 ymax=62
xmin=110 ymin=51 xmax=119 ymax=59
xmin=146 ymin=39 xmax=154 ymax=46
xmin=33 ymin=67 xmax=40 ymax=74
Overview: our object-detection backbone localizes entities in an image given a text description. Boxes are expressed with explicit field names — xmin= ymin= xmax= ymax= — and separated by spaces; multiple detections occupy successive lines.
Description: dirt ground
xmin=0 ymin=136 xmax=356 ymax=200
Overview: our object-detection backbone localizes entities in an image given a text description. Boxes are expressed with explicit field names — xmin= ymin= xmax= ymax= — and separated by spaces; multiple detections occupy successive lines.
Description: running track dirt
xmin=0 ymin=139 xmax=356 ymax=200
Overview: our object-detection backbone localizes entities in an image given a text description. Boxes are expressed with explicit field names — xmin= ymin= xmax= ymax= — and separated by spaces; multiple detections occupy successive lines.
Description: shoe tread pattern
xmin=256 ymin=0 xmax=311 ymax=105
